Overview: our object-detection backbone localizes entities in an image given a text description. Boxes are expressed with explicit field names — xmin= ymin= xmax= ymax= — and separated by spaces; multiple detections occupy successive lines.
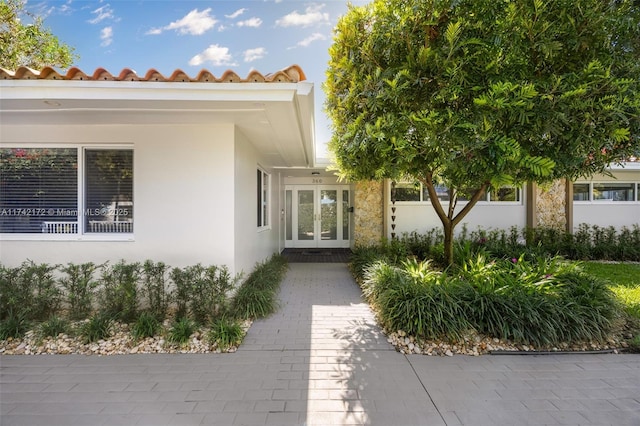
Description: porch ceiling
xmin=0 ymin=72 xmax=315 ymax=168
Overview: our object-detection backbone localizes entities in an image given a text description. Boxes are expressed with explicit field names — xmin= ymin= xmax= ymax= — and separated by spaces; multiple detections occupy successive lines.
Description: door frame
xmin=284 ymin=184 xmax=351 ymax=248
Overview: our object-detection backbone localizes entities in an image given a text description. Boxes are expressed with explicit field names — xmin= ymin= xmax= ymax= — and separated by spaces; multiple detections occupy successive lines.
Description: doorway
xmin=285 ymin=185 xmax=351 ymax=248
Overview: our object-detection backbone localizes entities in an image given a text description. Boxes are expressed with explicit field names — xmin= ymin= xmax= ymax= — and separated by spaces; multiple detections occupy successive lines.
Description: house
xmin=1 ymin=66 xmax=638 ymax=274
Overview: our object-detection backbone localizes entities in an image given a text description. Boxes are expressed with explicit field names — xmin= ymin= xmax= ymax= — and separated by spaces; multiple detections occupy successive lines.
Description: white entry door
xmin=285 ymin=185 xmax=351 ymax=248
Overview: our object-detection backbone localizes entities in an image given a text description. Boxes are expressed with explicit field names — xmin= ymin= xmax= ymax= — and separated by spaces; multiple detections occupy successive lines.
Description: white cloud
xmin=148 ymin=8 xmax=217 ymax=36
xmin=276 ymin=4 xmax=329 ymax=28
xmin=244 ymin=47 xmax=267 ymax=62
xmin=225 ymin=8 xmax=247 ymax=19
xmin=100 ymin=26 xmax=113 ymax=46
xmin=237 ymin=17 xmax=262 ymax=28
xmin=297 ymin=32 xmax=326 ymax=47
xmin=189 ymin=44 xmax=237 ymax=67
xmin=89 ymin=4 xmax=115 ymax=24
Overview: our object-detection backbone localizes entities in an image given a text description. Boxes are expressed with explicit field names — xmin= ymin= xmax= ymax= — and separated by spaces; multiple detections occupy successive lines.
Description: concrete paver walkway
xmin=1 ymin=263 xmax=639 ymax=425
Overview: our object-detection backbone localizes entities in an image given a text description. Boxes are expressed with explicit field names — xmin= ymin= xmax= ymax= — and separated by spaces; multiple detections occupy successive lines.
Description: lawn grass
xmin=581 ymin=262 xmax=640 ymax=321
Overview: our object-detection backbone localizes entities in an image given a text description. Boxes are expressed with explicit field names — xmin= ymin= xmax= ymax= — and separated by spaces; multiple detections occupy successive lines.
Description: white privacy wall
xmin=0 ymin=123 xmax=238 ymax=270
xmin=387 ymin=183 xmax=528 ymax=238
xmin=573 ymin=169 xmax=640 ymax=230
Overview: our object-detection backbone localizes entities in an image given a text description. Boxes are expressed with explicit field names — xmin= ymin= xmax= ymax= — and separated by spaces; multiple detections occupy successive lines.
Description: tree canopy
xmin=0 ymin=0 xmax=77 ymax=70
xmin=325 ymin=0 xmax=640 ymax=265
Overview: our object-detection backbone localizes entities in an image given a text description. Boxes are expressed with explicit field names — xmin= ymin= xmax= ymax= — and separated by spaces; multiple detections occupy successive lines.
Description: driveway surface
xmin=1 ymin=262 xmax=639 ymax=425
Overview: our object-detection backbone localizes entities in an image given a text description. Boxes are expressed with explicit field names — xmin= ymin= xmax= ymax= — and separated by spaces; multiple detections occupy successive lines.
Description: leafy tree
xmin=325 ymin=0 xmax=640 ymax=266
xmin=0 ymin=0 xmax=77 ymax=69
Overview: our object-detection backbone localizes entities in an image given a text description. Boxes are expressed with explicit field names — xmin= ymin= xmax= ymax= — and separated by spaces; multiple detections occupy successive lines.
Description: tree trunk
xmin=442 ymin=219 xmax=454 ymax=267
xmin=421 ymin=173 xmax=489 ymax=267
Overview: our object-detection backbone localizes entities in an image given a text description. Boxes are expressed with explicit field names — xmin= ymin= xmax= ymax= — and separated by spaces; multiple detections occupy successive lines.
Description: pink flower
xmin=511 ymin=258 xmax=517 ymax=263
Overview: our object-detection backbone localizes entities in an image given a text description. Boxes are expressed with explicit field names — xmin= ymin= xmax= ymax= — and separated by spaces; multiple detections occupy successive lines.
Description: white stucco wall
xmin=0 ymin=123 xmax=238 ymax=270
xmin=232 ymin=129 xmax=282 ymax=276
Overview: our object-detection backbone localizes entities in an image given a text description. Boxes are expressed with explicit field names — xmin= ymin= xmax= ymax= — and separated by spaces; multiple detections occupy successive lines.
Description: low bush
xmin=99 ymin=260 xmax=140 ymax=323
xmin=131 ymin=311 xmax=163 ymax=340
xmin=81 ymin=313 xmax=113 ymax=343
xmin=230 ymin=254 xmax=288 ymax=320
xmin=168 ymin=317 xmax=196 ymax=345
xmin=208 ymin=316 xmax=244 ymax=350
xmin=59 ymin=262 xmax=99 ymax=320
xmin=0 ymin=312 xmax=30 ymax=340
xmin=39 ymin=315 xmax=71 ymax=338
xmin=141 ymin=261 xmax=171 ymax=321
xmin=361 ymin=254 xmax=622 ymax=346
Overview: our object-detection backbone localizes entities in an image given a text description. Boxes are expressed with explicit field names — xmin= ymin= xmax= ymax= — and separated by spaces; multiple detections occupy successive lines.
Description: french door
xmin=285 ymin=185 xmax=351 ymax=248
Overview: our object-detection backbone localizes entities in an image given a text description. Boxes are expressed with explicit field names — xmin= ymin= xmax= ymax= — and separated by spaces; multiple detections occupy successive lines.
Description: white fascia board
xmin=0 ymin=80 xmax=304 ymax=104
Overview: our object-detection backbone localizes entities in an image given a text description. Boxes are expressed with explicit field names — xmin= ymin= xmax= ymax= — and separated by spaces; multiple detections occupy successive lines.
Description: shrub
xmin=361 ymin=254 xmax=622 ymax=346
xmin=39 ymin=315 xmax=71 ymax=338
xmin=141 ymin=260 xmax=171 ymax=321
xmin=81 ymin=313 xmax=113 ymax=343
xmin=131 ymin=311 xmax=163 ymax=340
xmin=169 ymin=266 xmax=193 ymax=320
xmin=189 ymin=264 xmax=238 ymax=324
xmin=0 ymin=312 xmax=30 ymax=340
xmin=59 ymin=262 xmax=99 ymax=320
xmin=12 ymin=261 xmax=62 ymax=321
xmin=230 ymin=254 xmax=288 ymax=320
xmin=208 ymin=316 xmax=244 ymax=350
xmin=0 ymin=264 xmax=25 ymax=320
xmin=168 ymin=317 xmax=196 ymax=345
xmin=99 ymin=260 xmax=140 ymax=322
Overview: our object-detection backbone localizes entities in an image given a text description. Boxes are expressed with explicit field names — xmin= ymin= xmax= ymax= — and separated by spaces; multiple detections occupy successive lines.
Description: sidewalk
xmin=1 ymin=263 xmax=639 ymax=425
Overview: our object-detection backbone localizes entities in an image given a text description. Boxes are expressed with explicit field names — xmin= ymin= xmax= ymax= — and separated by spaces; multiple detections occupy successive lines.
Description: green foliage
xmin=0 ymin=263 xmax=26 ymax=320
xmin=80 ymin=313 xmax=112 ymax=343
xmin=168 ymin=317 xmax=196 ymax=345
xmin=0 ymin=261 xmax=62 ymax=321
xmin=39 ymin=315 xmax=71 ymax=338
xmin=208 ymin=316 xmax=244 ymax=351
xmin=0 ymin=0 xmax=78 ymax=69
xmin=169 ymin=264 xmax=239 ymax=324
xmin=230 ymin=255 xmax=288 ymax=320
xmin=59 ymin=262 xmax=99 ymax=320
xmin=99 ymin=260 xmax=140 ymax=323
xmin=361 ymin=254 xmax=621 ymax=346
xmin=141 ymin=260 xmax=171 ymax=321
xmin=326 ymin=0 xmax=640 ymax=265
xmin=131 ymin=311 xmax=163 ymax=340
xmin=0 ymin=311 xmax=30 ymax=339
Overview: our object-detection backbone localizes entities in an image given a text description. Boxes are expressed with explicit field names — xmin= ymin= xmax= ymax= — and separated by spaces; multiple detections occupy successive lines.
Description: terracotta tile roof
xmin=0 ymin=64 xmax=306 ymax=83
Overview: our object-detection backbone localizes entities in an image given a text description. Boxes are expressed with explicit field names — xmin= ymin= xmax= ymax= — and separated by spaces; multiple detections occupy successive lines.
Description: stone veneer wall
xmin=535 ymin=180 xmax=567 ymax=230
xmin=354 ymin=180 xmax=384 ymax=246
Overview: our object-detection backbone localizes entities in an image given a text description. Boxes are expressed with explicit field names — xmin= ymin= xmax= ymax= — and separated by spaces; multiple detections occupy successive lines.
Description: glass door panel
xmin=319 ymin=189 xmax=338 ymax=241
xmin=297 ymin=190 xmax=315 ymax=241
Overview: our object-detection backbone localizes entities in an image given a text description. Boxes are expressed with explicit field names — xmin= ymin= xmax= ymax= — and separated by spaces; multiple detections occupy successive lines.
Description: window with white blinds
xmin=0 ymin=147 xmax=133 ymax=235
xmin=85 ymin=150 xmax=133 ymax=233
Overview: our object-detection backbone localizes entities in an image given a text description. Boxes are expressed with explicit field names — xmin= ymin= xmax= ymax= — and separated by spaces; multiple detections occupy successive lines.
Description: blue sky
xmin=23 ymin=0 xmax=367 ymax=157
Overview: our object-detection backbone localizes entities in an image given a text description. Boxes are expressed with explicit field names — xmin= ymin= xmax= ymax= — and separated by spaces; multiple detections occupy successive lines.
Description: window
xmin=391 ymin=181 xmax=520 ymax=204
xmin=0 ymin=147 xmax=133 ymax=235
xmin=257 ymin=168 xmax=270 ymax=228
xmin=593 ymin=183 xmax=635 ymax=202
xmin=488 ymin=187 xmax=520 ymax=202
xmin=392 ymin=182 xmax=421 ymax=202
xmin=85 ymin=150 xmax=134 ymax=233
xmin=573 ymin=182 xmax=638 ymax=202
xmin=573 ymin=183 xmax=590 ymax=201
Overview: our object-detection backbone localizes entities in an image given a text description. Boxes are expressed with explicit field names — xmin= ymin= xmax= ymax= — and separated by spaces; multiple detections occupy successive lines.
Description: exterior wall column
xmin=353 ymin=180 xmax=384 ymax=246
xmin=526 ymin=179 xmax=572 ymax=232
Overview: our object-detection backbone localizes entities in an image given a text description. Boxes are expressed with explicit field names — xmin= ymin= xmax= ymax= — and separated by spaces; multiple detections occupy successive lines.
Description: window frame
xmin=390 ymin=181 xmax=522 ymax=205
xmin=0 ymin=144 xmax=134 ymax=241
xmin=257 ymin=167 xmax=271 ymax=230
xmin=573 ymin=181 xmax=638 ymax=204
